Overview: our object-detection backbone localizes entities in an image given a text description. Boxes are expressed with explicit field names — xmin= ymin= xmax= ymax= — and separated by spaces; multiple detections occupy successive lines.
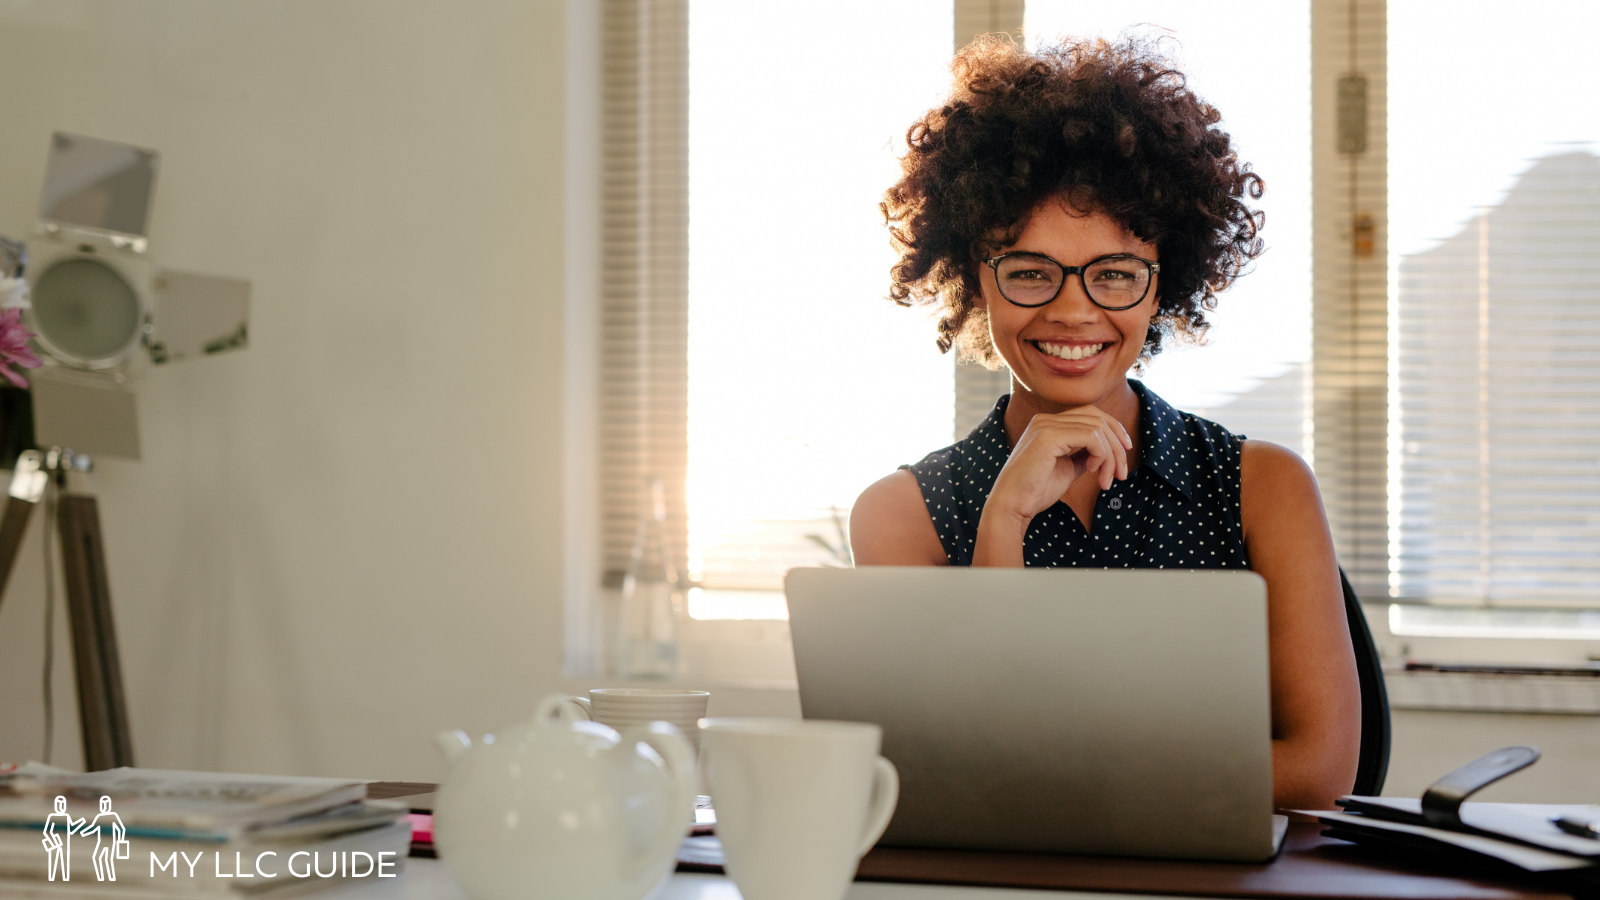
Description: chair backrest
xmin=1341 ymin=568 xmax=1391 ymax=796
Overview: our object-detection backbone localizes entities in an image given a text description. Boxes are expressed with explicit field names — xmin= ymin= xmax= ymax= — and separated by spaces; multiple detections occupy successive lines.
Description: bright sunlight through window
xmin=686 ymin=1 xmax=956 ymax=600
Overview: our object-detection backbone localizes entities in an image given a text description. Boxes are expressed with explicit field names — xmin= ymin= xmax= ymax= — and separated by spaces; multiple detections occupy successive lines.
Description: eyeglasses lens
xmin=994 ymin=256 xmax=1064 ymax=306
xmin=1083 ymin=257 xmax=1152 ymax=309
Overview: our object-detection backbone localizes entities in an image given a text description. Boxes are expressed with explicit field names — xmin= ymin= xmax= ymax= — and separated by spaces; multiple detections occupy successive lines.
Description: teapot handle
xmin=621 ymin=721 xmax=697 ymax=882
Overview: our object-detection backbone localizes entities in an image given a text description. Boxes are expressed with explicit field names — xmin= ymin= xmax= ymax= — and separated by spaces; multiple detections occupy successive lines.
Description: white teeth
xmin=1036 ymin=342 xmax=1105 ymax=361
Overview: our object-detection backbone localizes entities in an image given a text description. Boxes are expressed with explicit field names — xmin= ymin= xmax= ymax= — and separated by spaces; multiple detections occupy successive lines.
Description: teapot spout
xmin=435 ymin=729 xmax=473 ymax=765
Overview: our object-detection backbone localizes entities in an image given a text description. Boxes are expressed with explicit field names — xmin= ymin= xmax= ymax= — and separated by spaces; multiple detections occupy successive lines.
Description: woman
xmin=850 ymin=35 xmax=1359 ymax=811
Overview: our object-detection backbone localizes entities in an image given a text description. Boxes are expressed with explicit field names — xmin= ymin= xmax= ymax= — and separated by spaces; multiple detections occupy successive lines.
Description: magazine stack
xmin=0 ymin=763 xmax=410 ymax=898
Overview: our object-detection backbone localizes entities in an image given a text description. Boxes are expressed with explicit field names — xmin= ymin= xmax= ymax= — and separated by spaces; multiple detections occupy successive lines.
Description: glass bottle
xmin=616 ymin=477 xmax=682 ymax=679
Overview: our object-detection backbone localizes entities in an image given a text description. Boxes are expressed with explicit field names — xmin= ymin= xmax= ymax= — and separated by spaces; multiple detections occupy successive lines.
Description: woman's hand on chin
xmin=988 ymin=405 xmax=1134 ymax=523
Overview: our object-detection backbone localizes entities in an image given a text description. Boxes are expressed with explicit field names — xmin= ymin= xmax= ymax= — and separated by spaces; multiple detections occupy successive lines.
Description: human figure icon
xmin=80 ymin=795 xmax=127 ymax=882
xmin=41 ymin=795 xmax=83 ymax=881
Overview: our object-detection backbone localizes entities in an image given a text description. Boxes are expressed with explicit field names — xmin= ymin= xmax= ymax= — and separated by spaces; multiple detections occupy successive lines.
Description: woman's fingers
xmin=1113 ymin=418 xmax=1133 ymax=477
xmin=990 ymin=405 xmax=1134 ymax=520
xmin=1089 ymin=429 xmax=1117 ymax=491
xmin=1031 ymin=413 xmax=1125 ymax=477
xmin=1067 ymin=415 xmax=1125 ymax=491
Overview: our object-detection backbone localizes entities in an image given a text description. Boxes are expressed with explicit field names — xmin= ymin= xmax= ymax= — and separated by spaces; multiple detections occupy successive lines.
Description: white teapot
xmin=433 ymin=693 xmax=697 ymax=900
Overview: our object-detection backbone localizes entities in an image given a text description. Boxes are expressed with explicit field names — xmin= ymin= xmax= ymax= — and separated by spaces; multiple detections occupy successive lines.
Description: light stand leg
xmin=0 ymin=494 xmax=35 ymax=608
xmin=0 ymin=450 xmax=47 ymax=608
xmin=0 ymin=450 xmax=134 ymax=770
xmin=56 ymin=490 xmax=135 ymax=770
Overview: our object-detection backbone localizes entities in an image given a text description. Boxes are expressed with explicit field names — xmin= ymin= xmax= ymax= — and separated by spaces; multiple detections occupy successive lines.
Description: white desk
xmin=330 ymin=857 xmax=1200 ymax=900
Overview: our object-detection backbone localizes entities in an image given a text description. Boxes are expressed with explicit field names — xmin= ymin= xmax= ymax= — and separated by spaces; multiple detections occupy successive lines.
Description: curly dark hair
xmin=882 ymin=34 xmax=1265 ymax=367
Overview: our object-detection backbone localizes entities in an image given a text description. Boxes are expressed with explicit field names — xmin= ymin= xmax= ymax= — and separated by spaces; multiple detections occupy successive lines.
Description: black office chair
xmin=1341 ymin=567 xmax=1391 ymax=796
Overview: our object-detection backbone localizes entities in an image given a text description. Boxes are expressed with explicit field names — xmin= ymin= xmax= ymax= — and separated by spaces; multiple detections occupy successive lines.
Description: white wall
xmin=0 ymin=0 xmax=571 ymax=781
xmin=1388 ymin=710 xmax=1600 ymax=802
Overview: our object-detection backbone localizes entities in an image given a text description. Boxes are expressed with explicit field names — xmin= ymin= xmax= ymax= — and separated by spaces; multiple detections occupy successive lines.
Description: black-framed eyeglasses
xmin=983 ymin=252 xmax=1160 ymax=310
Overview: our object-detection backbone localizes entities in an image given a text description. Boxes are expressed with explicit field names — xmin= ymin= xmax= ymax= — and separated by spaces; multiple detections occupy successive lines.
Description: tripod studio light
xmin=0 ymin=133 xmax=251 ymax=770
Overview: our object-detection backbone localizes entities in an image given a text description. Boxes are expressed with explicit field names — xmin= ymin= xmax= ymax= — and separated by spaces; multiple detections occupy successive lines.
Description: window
xmin=1387 ymin=0 xmax=1600 ymax=609
xmin=592 ymin=0 xmax=1600 ymax=651
xmin=595 ymin=0 xmax=967 ymax=622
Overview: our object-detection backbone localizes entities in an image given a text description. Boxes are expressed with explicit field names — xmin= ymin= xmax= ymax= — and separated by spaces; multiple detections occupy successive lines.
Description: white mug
xmin=699 ymin=718 xmax=898 ymax=900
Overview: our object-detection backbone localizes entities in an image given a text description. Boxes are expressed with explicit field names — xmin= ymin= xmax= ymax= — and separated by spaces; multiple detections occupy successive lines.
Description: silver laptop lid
xmin=786 ymin=566 xmax=1279 ymax=862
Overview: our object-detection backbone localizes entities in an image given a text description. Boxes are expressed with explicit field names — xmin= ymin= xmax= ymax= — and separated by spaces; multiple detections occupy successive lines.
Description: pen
xmin=1550 ymin=813 xmax=1600 ymax=840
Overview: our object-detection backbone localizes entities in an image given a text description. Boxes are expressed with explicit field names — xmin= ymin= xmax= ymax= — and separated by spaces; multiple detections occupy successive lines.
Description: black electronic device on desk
xmin=1303 ymin=746 xmax=1600 ymax=897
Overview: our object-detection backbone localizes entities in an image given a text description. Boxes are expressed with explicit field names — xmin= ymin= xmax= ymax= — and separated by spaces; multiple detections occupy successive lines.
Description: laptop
xmin=784 ymin=566 xmax=1288 ymax=862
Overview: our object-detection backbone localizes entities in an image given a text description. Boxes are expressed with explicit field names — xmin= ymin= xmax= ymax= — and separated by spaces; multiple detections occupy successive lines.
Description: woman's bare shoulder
xmin=849 ymin=470 xmax=948 ymax=566
xmin=1238 ymin=439 xmax=1340 ymax=576
xmin=1240 ymin=439 xmax=1321 ymax=501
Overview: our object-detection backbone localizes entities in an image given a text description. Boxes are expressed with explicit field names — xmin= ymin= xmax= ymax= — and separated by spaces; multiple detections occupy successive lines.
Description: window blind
xmin=598 ymin=0 xmax=690 ymax=586
xmin=1310 ymin=0 xmax=1389 ymax=599
xmin=1386 ymin=0 xmax=1600 ymax=609
xmin=1393 ymin=153 xmax=1600 ymax=607
xmin=952 ymin=1 xmax=1025 ymax=438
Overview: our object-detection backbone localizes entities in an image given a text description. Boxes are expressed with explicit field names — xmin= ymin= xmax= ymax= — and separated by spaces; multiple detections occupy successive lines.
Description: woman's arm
xmin=849 ymin=470 xmax=949 ymax=566
xmin=1240 ymin=440 xmax=1361 ymax=811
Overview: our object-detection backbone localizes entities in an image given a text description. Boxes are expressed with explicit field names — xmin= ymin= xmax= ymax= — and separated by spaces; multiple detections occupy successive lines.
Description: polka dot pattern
xmin=902 ymin=381 xmax=1250 ymax=570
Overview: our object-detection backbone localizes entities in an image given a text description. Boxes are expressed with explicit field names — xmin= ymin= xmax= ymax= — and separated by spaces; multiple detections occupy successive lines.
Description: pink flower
xmin=0 ymin=308 xmax=42 ymax=388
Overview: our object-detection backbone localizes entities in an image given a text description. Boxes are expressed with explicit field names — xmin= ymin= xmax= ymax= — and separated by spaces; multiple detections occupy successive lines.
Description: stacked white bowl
xmin=571 ymin=688 xmax=711 ymax=755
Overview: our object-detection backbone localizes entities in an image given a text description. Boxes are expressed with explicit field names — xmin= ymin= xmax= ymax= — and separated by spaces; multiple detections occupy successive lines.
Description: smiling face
xmin=979 ymin=197 xmax=1159 ymax=423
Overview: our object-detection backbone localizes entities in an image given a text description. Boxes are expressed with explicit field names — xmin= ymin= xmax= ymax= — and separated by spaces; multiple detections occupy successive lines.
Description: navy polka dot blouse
xmin=903 ymin=381 xmax=1250 ymax=569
